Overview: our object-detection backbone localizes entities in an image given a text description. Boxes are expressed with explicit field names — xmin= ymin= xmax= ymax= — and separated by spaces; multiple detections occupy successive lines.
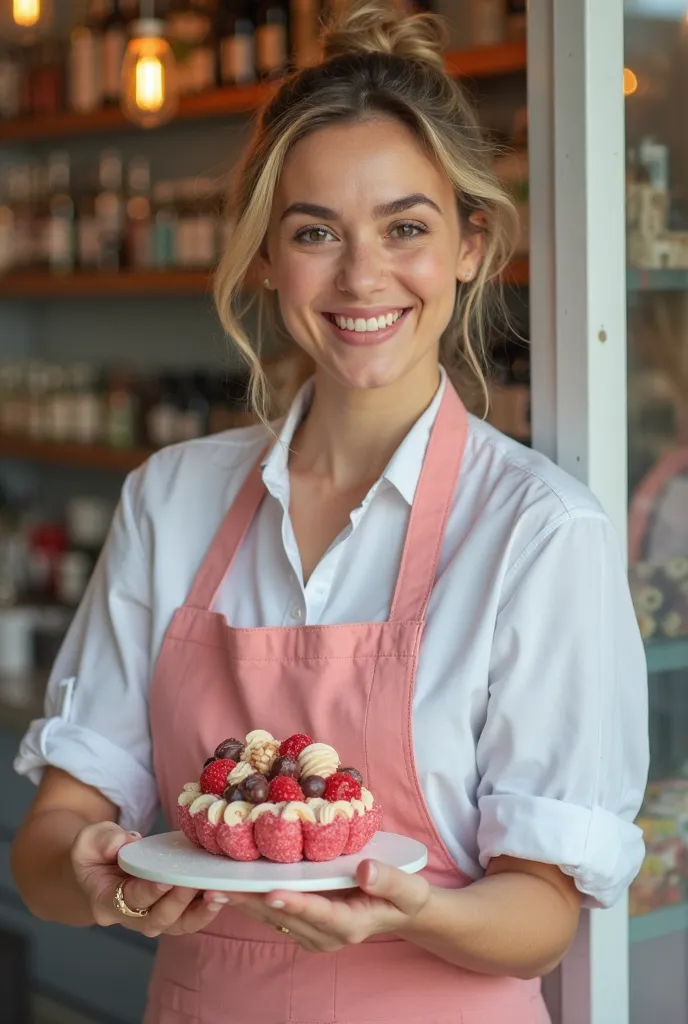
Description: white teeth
xmin=331 ymin=310 xmax=403 ymax=332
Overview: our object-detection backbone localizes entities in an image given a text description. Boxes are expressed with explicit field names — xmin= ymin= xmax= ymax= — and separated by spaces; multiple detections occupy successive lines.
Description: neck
xmin=290 ymin=361 xmax=442 ymax=490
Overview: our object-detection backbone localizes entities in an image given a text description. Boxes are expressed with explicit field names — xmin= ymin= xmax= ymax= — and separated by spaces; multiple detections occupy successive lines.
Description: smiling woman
xmin=214 ymin=0 xmax=518 ymax=420
xmin=11 ymin=2 xmax=648 ymax=1024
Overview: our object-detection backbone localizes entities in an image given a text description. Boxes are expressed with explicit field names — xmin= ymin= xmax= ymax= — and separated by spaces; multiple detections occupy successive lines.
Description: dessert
xmin=176 ymin=731 xmax=381 ymax=863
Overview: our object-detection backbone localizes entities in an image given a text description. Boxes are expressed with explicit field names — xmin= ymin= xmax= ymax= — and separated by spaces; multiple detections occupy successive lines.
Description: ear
xmin=456 ymin=210 xmax=487 ymax=282
xmin=250 ymin=241 xmax=273 ymax=290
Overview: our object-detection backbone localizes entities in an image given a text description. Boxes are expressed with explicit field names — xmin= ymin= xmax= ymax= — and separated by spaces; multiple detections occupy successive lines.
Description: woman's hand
xmin=71 ymin=822 xmax=229 ymax=938
xmin=215 ymin=860 xmax=430 ymax=952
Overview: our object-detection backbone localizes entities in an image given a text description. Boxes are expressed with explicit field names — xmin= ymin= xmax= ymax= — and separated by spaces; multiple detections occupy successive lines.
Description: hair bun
xmin=323 ymin=0 xmax=448 ymax=73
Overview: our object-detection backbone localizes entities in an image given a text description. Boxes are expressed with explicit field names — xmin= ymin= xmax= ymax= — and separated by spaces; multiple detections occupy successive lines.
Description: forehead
xmin=275 ymin=117 xmax=454 ymax=213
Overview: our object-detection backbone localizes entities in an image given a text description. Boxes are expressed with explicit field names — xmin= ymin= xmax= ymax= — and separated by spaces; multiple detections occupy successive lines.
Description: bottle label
xmin=256 ymin=24 xmax=287 ymax=74
xmin=147 ymin=404 xmax=178 ymax=447
xmin=74 ymin=394 xmax=102 ymax=444
xmin=221 ymin=35 xmax=256 ymax=85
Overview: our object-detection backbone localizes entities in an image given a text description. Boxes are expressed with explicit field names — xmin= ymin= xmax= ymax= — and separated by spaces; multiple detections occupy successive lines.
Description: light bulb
xmin=121 ymin=19 xmax=178 ymax=129
xmin=13 ymin=0 xmax=40 ymax=27
xmin=623 ymin=67 xmax=638 ymax=97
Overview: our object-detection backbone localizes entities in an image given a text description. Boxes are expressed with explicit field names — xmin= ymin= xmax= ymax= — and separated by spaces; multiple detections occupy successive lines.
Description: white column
xmin=528 ymin=2 xmax=630 ymax=1023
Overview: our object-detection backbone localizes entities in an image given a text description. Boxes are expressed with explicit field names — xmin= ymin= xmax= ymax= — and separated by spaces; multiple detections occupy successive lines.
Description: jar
xmin=469 ymin=0 xmax=506 ymax=47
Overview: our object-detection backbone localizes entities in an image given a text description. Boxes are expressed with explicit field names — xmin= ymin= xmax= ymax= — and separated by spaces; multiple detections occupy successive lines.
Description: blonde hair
xmin=214 ymin=0 xmax=519 ymax=421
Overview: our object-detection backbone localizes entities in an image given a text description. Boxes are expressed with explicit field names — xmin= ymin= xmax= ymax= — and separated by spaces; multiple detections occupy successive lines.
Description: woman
xmin=11 ymin=3 xmax=648 ymax=1022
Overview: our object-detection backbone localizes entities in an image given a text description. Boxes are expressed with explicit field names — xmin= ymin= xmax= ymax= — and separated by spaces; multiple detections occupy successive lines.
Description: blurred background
xmin=0 ymin=0 xmax=686 ymax=1021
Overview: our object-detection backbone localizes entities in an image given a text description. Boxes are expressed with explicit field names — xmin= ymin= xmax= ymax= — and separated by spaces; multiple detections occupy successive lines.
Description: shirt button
xmin=291 ymin=605 xmax=303 ymax=620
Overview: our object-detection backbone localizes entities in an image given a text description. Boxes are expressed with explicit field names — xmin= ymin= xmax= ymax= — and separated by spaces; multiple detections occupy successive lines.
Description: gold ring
xmin=276 ymin=924 xmax=291 ymax=935
xmin=113 ymin=881 xmax=149 ymax=918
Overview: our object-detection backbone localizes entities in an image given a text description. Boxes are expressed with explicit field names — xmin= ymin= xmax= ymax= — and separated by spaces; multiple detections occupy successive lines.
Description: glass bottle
xmin=46 ymin=152 xmax=76 ymax=276
xmin=0 ymin=167 xmax=14 ymax=275
xmin=217 ymin=0 xmax=256 ymax=86
xmin=105 ymin=365 xmax=138 ymax=448
xmin=75 ymin=161 xmax=101 ymax=271
xmin=152 ymin=180 xmax=178 ymax=268
xmin=95 ymin=149 xmax=125 ymax=271
xmin=289 ymin=0 xmax=320 ymax=70
xmin=254 ymin=0 xmax=288 ymax=79
xmin=69 ymin=0 xmax=107 ymax=113
xmin=0 ymin=48 xmax=21 ymax=120
xmin=125 ymin=155 xmax=152 ymax=269
xmin=166 ymin=0 xmax=217 ymax=96
xmin=102 ymin=0 xmax=128 ymax=106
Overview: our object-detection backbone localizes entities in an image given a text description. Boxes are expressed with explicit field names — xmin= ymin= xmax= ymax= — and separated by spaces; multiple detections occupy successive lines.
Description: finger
xmin=74 ymin=822 xmax=139 ymax=868
xmin=119 ymin=876 xmax=175 ymax=913
xmin=141 ymin=887 xmax=201 ymax=936
xmin=169 ymin=894 xmax=233 ymax=936
xmin=356 ymin=861 xmax=429 ymax=916
xmin=264 ymin=891 xmax=339 ymax=932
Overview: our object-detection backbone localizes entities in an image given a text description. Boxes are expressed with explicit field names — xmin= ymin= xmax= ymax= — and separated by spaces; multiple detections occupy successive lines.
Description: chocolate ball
xmin=301 ymin=775 xmax=326 ymax=799
xmin=215 ymin=737 xmax=245 ymax=761
xmin=203 ymin=756 xmax=216 ymax=769
xmin=240 ymin=774 xmax=269 ymax=805
xmin=269 ymin=756 xmax=300 ymax=781
xmin=339 ymin=767 xmax=363 ymax=786
xmin=222 ymin=784 xmax=245 ymax=802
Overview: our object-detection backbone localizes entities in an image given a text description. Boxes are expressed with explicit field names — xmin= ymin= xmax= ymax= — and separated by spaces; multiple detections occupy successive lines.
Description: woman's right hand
xmin=71 ymin=822 xmax=227 ymax=937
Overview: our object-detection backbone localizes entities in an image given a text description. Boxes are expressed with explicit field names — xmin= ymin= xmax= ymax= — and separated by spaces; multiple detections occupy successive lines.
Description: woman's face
xmin=262 ymin=117 xmax=482 ymax=393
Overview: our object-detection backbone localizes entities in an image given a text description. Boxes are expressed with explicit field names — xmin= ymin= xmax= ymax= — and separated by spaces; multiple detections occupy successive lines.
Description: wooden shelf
xmin=0 ymin=269 xmax=213 ymax=298
xmin=445 ymin=40 xmax=527 ymax=79
xmin=0 ymin=43 xmax=527 ymax=144
xmin=504 ymin=256 xmax=529 ymax=287
xmin=0 ymin=258 xmax=531 ymax=299
xmin=0 ymin=436 xmax=153 ymax=472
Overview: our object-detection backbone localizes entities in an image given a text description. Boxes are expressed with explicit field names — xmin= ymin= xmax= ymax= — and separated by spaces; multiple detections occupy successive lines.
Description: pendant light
xmin=121 ymin=0 xmax=179 ymax=129
xmin=12 ymin=0 xmax=40 ymax=28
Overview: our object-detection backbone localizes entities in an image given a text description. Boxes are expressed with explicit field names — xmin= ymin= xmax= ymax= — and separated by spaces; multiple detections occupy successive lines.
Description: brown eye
xmin=294 ymin=226 xmax=335 ymax=244
xmin=390 ymin=221 xmax=426 ymax=240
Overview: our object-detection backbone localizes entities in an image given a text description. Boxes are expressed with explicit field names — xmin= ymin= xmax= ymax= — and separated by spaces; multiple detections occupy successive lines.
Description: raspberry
xmin=324 ymin=772 xmax=362 ymax=802
xmin=200 ymin=758 xmax=237 ymax=795
xmin=268 ymin=776 xmax=304 ymax=803
xmin=279 ymin=734 xmax=314 ymax=760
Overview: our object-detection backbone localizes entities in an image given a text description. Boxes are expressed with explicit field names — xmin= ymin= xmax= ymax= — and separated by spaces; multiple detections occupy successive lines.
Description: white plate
xmin=118 ymin=831 xmax=428 ymax=893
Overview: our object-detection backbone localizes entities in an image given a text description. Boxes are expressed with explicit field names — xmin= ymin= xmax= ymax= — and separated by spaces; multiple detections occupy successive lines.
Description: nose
xmin=335 ymin=240 xmax=387 ymax=297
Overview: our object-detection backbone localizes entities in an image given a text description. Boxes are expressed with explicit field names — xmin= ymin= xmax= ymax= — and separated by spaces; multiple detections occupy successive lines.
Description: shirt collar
xmin=261 ymin=367 xmax=448 ymax=507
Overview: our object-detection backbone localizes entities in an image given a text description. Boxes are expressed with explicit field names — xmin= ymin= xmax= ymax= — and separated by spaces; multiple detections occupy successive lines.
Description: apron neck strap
xmin=185 ymin=452 xmax=268 ymax=611
xmin=389 ymin=383 xmax=468 ymax=623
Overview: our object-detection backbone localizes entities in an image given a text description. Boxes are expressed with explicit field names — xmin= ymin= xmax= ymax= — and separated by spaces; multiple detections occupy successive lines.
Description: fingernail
xmin=210 ymin=895 xmax=230 ymax=905
xmin=367 ymin=863 xmax=378 ymax=886
xmin=268 ymin=899 xmax=286 ymax=909
xmin=128 ymin=831 xmax=142 ymax=839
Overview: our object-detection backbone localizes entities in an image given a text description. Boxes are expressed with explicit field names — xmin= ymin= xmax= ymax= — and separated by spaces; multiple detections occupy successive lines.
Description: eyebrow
xmin=280 ymin=193 xmax=442 ymax=222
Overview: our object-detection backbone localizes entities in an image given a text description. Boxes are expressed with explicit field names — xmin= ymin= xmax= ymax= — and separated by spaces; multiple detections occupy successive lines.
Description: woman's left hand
xmin=204 ymin=860 xmax=430 ymax=952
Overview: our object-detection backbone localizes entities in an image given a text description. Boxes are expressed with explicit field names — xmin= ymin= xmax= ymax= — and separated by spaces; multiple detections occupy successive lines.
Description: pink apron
xmin=146 ymin=384 xmax=549 ymax=1024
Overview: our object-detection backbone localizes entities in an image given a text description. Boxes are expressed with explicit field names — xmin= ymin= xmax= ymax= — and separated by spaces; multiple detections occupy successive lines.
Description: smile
xmin=326 ymin=308 xmax=406 ymax=333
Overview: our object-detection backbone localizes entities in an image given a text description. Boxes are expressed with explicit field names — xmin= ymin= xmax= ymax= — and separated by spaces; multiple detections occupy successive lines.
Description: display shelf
xmin=630 ymin=903 xmax=688 ymax=945
xmin=0 ymin=42 xmax=527 ymax=145
xmin=0 ymin=257 xmax=531 ymax=298
xmin=0 ymin=269 xmax=212 ymax=299
xmin=0 ymin=436 xmax=153 ymax=472
xmin=627 ymin=268 xmax=688 ymax=292
xmin=645 ymin=637 xmax=688 ymax=675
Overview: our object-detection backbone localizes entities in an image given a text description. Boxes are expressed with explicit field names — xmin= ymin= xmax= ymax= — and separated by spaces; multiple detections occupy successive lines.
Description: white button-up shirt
xmin=14 ymin=372 xmax=649 ymax=908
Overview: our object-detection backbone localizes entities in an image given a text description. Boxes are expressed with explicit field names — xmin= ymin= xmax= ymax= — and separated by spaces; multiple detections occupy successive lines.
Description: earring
xmin=464 ymin=270 xmax=472 ymax=281
xmin=263 ymin=277 xmax=270 ymax=288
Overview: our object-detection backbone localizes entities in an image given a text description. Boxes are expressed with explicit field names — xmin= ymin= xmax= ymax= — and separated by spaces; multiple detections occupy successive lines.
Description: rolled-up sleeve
xmin=476 ymin=513 xmax=650 ymax=908
xmin=14 ymin=468 xmax=158 ymax=835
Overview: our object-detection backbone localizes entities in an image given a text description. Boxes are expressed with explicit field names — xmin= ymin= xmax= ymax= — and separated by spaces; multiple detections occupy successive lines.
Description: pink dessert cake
xmin=176 ymin=730 xmax=382 ymax=863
